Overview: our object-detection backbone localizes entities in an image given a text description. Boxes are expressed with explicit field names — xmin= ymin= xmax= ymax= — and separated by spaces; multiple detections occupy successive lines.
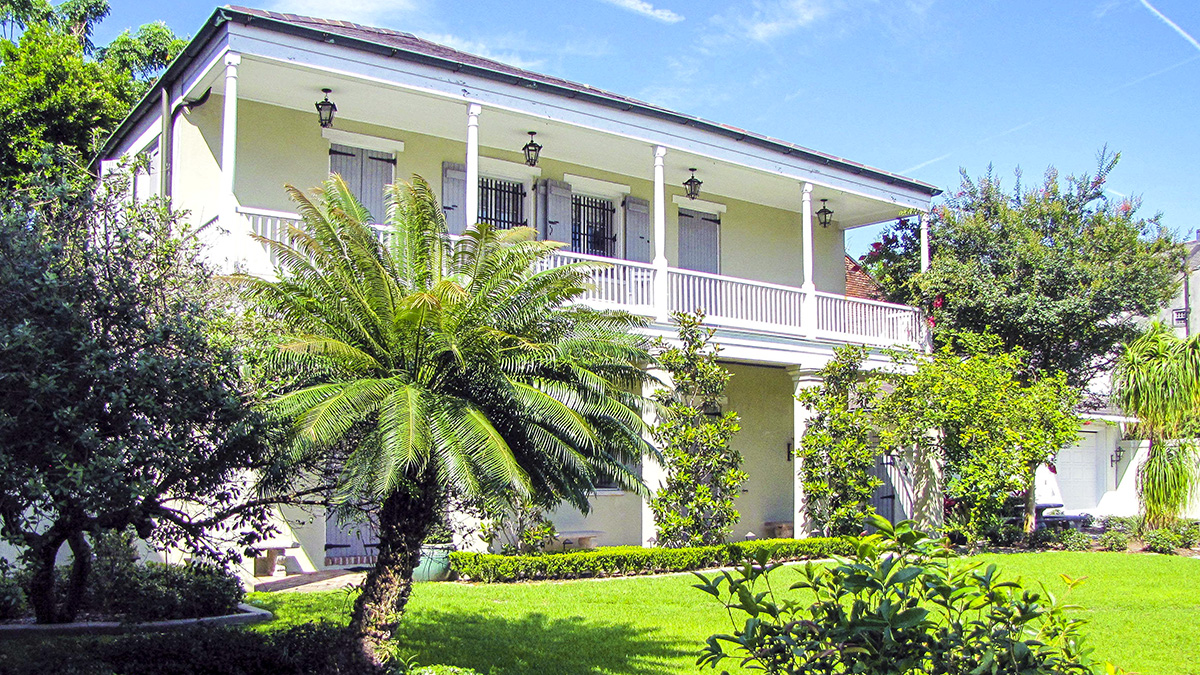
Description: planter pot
xmin=413 ymin=544 xmax=454 ymax=582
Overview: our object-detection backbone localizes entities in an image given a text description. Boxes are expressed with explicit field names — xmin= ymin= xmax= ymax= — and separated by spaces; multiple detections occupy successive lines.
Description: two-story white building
xmin=96 ymin=6 xmax=945 ymax=578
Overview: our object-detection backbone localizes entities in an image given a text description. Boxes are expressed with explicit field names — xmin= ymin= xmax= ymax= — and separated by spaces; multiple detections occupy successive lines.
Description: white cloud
xmin=266 ymin=0 xmax=418 ymax=26
xmin=726 ymin=0 xmax=832 ymax=42
xmin=597 ymin=0 xmax=684 ymax=24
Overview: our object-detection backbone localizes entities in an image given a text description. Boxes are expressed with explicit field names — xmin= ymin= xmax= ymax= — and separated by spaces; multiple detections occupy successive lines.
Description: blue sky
xmin=96 ymin=0 xmax=1200 ymax=257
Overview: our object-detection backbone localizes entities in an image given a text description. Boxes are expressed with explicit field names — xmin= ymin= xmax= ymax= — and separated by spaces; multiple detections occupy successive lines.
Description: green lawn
xmin=247 ymin=552 xmax=1200 ymax=675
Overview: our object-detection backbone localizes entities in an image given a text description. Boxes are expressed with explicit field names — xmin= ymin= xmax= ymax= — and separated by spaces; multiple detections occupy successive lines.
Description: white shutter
xmin=623 ymin=196 xmax=652 ymax=263
xmin=537 ymin=178 xmax=573 ymax=244
xmin=678 ymin=207 xmax=719 ymax=274
xmin=442 ymin=162 xmax=467 ymax=235
xmin=361 ymin=150 xmax=395 ymax=225
xmin=330 ymin=143 xmax=363 ymax=201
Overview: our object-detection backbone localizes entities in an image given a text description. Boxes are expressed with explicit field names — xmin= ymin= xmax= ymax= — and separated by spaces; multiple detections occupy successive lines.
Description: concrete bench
xmin=555 ymin=530 xmax=605 ymax=550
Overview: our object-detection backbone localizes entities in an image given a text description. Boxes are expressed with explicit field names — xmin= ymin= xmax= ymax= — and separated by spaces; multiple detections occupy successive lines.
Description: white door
xmin=1056 ymin=432 xmax=1099 ymax=510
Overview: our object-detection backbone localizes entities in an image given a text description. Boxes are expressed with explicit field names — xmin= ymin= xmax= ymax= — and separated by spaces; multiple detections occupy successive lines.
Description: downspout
xmin=159 ymin=87 xmax=211 ymax=199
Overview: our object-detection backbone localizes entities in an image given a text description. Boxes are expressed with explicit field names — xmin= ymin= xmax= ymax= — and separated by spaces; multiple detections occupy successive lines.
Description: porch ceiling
xmin=201 ymin=55 xmax=911 ymax=229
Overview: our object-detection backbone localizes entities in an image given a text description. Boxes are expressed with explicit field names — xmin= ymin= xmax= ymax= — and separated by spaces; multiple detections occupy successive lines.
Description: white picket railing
xmin=239 ymin=206 xmax=303 ymax=265
xmin=231 ymin=206 xmax=926 ymax=348
xmin=536 ymin=249 xmax=657 ymax=313
xmin=814 ymin=291 xmax=926 ymax=346
xmin=668 ymin=268 xmax=805 ymax=333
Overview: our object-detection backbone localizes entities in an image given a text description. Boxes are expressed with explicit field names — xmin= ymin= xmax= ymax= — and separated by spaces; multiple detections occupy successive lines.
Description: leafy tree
xmin=236 ymin=175 xmax=655 ymax=662
xmin=0 ymin=1 xmax=184 ymax=184
xmin=876 ymin=334 xmax=1080 ymax=539
xmin=0 ymin=166 xmax=281 ymax=624
xmin=796 ymin=345 xmax=882 ymax=536
xmin=649 ymin=311 xmax=745 ymax=547
xmin=0 ymin=23 xmax=132 ymax=182
xmin=863 ymin=151 xmax=1185 ymax=388
xmin=1114 ymin=323 xmax=1200 ymax=528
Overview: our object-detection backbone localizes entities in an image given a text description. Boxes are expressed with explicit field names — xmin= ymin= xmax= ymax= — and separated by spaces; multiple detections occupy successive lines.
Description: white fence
xmin=233 ymin=207 xmax=925 ymax=348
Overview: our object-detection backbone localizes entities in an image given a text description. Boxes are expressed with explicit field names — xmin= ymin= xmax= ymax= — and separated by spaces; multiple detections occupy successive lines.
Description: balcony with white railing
xmin=238 ymin=206 xmax=928 ymax=349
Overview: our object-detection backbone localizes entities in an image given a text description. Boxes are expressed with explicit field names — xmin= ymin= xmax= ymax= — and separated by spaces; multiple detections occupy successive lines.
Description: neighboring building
xmin=94 ymin=6 xmax=952 ymax=581
xmin=1159 ymin=237 xmax=1200 ymax=337
xmin=844 ymin=255 xmax=882 ymax=300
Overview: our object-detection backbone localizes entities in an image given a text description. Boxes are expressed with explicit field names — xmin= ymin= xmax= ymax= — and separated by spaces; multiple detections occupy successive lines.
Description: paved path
xmin=254 ymin=569 xmax=367 ymax=593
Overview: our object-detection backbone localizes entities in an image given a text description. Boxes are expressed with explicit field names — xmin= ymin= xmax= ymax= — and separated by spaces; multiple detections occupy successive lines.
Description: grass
xmin=245 ymin=551 xmax=1200 ymax=675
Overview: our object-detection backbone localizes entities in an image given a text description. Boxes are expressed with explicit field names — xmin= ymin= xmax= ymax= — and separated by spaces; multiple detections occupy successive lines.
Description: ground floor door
xmin=1056 ymin=432 xmax=1100 ymax=510
xmin=324 ymin=516 xmax=379 ymax=565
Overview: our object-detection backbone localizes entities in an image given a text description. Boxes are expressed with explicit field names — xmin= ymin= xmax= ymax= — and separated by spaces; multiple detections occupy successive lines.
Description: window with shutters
xmin=678 ymin=207 xmax=721 ymax=274
xmin=329 ymin=143 xmax=395 ymax=224
xmin=477 ymin=176 xmax=527 ymax=229
xmin=571 ymin=194 xmax=617 ymax=258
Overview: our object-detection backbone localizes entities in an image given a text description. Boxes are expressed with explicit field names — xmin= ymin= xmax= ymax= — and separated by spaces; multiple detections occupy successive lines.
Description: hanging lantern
xmin=522 ymin=131 xmax=542 ymax=167
xmin=315 ymin=88 xmax=337 ymax=128
xmin=816 ymin=199 xmax=834 ymax=228
xmin=683 ymin=168 xmax=702 ymax=200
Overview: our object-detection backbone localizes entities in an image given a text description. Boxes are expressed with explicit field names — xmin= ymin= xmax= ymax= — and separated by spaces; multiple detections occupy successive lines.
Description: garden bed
xmin=0 ymin=602 xmax=272 ymax=639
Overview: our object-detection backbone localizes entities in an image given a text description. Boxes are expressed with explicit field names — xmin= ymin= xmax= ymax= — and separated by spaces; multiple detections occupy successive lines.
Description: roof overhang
xmin=93 ymin=6 xmax=943 ymax=205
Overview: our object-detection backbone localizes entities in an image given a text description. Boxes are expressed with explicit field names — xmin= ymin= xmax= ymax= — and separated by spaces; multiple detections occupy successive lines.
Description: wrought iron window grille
xmin=477 ymin=177 xmax=527 ymax=229
xmin=571 ymin=194 xmax=617 ymax=257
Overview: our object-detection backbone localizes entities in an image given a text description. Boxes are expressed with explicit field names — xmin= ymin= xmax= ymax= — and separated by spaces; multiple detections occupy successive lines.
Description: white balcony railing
xmin=669 ymin=268 xmax=804 ymax=333
xmin=236 ymin=206 xmax=926 ymax=349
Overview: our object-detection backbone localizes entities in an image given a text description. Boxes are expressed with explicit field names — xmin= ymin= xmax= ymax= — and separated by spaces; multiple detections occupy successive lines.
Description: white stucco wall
xmin=172 ymin=98 xmax=847 ymax=294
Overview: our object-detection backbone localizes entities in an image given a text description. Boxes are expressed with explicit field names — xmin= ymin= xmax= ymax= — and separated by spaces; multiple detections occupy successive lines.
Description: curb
xmin=0 ymin=603 xmax=273 ymax=639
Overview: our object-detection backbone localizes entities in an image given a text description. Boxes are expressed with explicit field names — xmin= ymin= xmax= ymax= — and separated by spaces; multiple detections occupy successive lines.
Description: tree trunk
xmin=1022 ymin=480 xmax=1041 ymax=533
xmin=27 ymin=536 xmax=66 ymax=624
xmin=64 ymin=530 xmax=92 ymax=622
xmin=349 ymin=482 xmax=439 ymax=665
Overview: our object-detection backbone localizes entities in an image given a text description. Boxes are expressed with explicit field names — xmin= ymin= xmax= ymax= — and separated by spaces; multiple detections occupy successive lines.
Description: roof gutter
xmin=95 ymin=7 xmax=942 ymax=198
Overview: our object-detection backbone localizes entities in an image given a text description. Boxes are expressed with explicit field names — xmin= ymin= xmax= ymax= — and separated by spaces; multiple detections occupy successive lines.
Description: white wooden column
xmin=919 ymin=212 xmax=931 ymax=273
xmin=221 ymin=53 xmax=240 ymax=220
xmin=465 ymin=103 xmax=482 ymax=230
xmin=652 ymin=146 xmax=670 ymax=322
xmin=788 ymin=366 xmax=822 ymax=537
xmin=640 ymin=369 xmax=668 ymax=546
xmin=800 ymin=183 xmax=818 ymax=338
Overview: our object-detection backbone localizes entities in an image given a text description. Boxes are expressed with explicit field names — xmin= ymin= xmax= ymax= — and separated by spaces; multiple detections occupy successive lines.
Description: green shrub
xmin=448 ymin=537 xmax=854 ymax=583
xmin=1058 ymin=528 xmax=1092 ymax=551
xmin=1103 ymin=515 xmax=1144 ymax=536
xmin=90 ymin=560 xmax=244 ymax=621
xmin=1029 ymin=527 xmax=1061 ymax=550
xmin=1144 ymin=528 xmax=1182 ymax=554
xmin=694 ymin=515 xmax=1101 ymax=674
xmin=0 ymin=559 xmax=24 ymax=620
xmin=1100 ymin=530 xmax=1130 ymax=552
xmin=1168 ymin=519 xmax=1200 ymax=549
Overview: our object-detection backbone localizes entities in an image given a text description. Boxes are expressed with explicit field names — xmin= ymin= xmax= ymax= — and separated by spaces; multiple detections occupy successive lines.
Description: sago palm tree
xmin=1114 ymin=322 xmax=1200 ymax=528
xmin=232 ymin=175 xmax=656 ymax=662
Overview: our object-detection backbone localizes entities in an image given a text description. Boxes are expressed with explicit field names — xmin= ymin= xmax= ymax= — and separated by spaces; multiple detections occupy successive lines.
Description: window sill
xmin=593 ymin=488 xmax=627 ymax=497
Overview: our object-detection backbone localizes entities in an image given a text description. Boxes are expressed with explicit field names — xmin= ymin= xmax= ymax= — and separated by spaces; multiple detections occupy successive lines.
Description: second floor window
xmin=478 ymin=177 xmax=526 ymax=229
xmin=572 ymin=194 xmax=616 ymax=258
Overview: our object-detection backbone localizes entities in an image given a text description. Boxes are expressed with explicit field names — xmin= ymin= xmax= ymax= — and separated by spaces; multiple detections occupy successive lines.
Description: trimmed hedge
xmin=448 ymin=537 xmax=855 ymax=583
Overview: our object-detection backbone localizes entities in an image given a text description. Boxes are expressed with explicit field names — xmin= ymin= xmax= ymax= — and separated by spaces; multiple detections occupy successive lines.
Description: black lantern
xmin=683 ymin=168 xmax=702 ymax=200
xmin=816 ymin=198 xmax=834 ymax=228
xmin=315 ymin=88 xmax=337 ymax=128
xmin=522 ymin=131 xmax=542 ymax=167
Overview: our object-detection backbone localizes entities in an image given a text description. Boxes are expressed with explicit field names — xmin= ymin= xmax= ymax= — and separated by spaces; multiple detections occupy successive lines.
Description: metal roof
xmin=95 ymin=5 xmax=943 ymax=197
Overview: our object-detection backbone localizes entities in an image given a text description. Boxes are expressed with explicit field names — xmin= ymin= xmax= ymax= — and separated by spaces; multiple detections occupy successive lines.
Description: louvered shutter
xmin=330 ymin=143 xmax=363 ymax=203
xmin=678 ymin=208 xmax=720 ymax=274
xmin=361 ymin=150 xmax=395 ymax=225
xmin=536 ymin=178 xmax=572 ymax=244
xmin=441 ymin=162 xmax=467 ymax=235
xmin=623 ymin=196 xmax=652 ymax=263
xmin=325 ymin=516 xmax=379 ymax=560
